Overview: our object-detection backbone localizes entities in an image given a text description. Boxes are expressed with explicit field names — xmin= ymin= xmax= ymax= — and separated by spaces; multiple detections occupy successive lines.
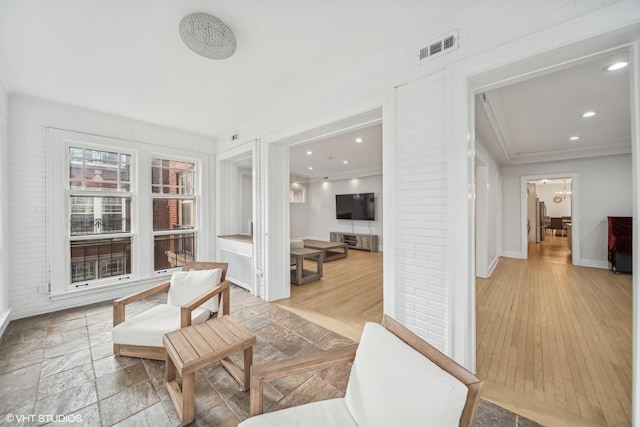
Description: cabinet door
xmin=359 ymin=236 xmax=370 ymax=250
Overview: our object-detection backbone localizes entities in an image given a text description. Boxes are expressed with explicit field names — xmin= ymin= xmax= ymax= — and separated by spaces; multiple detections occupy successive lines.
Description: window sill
xmin=49 ymin=273 xmax=172 ymax=302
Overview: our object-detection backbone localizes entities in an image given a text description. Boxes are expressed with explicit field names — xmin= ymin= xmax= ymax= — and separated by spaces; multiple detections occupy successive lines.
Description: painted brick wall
xmin=7 ymin=95 xmax=216 ymax=319
xmin=0 ymin=80 xmax=8 ymax=316
xmin=216 ymin=0 xmax=631 ymax=353
xmin=394 ymin=72 xmax=449 ymax=351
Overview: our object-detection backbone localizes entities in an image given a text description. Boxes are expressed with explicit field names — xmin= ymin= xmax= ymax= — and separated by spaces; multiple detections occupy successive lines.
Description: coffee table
xmin=164 ymin=315 xmax=256 ymax=425
xmin=303 ymin=239 xmax=348 ymax=261
xmin=290 ymin=247 xmax=323 ymax=285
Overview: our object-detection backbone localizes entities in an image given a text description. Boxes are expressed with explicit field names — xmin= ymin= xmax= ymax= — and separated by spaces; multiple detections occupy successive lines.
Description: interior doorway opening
xmin=271 ymin=108 xmax=385 ymax=342
xmin=470 ymin=39 xmax=636 ymax=427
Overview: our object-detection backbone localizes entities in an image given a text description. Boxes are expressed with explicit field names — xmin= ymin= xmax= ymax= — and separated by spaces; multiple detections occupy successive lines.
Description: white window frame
xmin=48 ymin=129 xmax=209 ymax=298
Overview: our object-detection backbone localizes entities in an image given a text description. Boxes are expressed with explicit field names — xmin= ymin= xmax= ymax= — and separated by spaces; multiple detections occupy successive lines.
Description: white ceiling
xmin=0 ymin=0 xmax=477 ymax=139
xmin=476 ymin=47 xmax=632 ymax=165
xmin=290 ymin=124 xmax=382 ymax=181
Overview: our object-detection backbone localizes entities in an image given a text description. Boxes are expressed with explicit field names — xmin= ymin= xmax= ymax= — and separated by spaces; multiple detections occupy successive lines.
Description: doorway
xmin=270 ymin=109 xmax=385 ymax=341
xmin=469 ymin=39 xmax=636 ymax=426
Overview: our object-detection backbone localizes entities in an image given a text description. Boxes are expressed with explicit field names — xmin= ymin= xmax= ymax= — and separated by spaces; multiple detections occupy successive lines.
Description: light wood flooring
xmin=276 ymin=249 xmax=383 ymax=342
xmin=477 ymin=235 xmax=633 ymax=427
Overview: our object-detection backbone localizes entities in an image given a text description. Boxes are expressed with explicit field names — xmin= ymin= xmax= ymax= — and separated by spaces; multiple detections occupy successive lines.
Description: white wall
xmin=535 ymin=183 xmax=572 ymax=217
xmin=6 ymin=95 xmax=216 ymax=319
xmin=475 ymin=139 xmax=500 ymax=277
xmin=502 ymin=155 xmax=632 ymax=267
xmin=216 ymin=1 xmax=640 ymax=358
xmin=0 ymin=78 xmax=9 ymax=336
xmin=291 ymin=175 xmax=383 ymax=247
xmin=239 ymin=168 xmax=253 ymax=234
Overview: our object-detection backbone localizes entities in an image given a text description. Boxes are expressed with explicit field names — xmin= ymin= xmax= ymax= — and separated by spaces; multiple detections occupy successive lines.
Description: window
xmin=151 ymin=158 xmax=197 ymax=271
xmin=68 ymin=147 xmax=133 ymax=285
xmin=49 ymin=129 xmax=208 ymax=296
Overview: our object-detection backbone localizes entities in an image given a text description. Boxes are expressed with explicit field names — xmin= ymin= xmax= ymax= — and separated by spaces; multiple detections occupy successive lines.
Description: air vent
xmin=418 ymin=30 xmax=459 ymax=63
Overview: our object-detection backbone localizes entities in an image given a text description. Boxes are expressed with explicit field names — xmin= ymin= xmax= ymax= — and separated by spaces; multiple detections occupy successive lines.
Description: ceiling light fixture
xmin=306 ymin=151 xmax=312 ymax=155
xmin=605 ymin=61 xmax=628 ymax=71
xmin=355 ymin=138 xmax=363 ymax=143
xmin=179 ymin=13 xmax=237 ymax=60
xmin=581 ymin=111 xmax=597 ymax=118
xmin=308 ymin=167 xmax=313 ymax=170
xmin=569 ymin=136 xmax=580 ymax=141
xmin=343 ymin=160 xmax=349 ymax=164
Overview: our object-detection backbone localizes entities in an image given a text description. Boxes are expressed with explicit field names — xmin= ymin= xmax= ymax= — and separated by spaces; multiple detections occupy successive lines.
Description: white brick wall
xmin=394 ymin=72 xmax=449 ymax=351
xmin=7 ymin=95 xmax=216 ymax=319
xmin=0 ymin=79 xmax=8 ymax=317
xmin=215 ymin=0 xmax=635 ymax=355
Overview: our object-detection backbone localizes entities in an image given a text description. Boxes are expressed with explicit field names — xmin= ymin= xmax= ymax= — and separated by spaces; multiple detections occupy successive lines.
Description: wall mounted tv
xmin=335 ymin=193 xmax=375 ymax=221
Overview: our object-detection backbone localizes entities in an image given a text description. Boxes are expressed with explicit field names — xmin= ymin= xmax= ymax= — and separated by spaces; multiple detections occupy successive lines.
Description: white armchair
xmin=112 ymin=262 xmax=230 ymax=360
xmin=241 ymin=315 xmax=483 ymax=427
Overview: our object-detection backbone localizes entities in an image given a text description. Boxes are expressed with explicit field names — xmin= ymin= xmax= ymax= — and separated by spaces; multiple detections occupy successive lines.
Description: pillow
xmin=345 ymin=322 xmax=468 ymax=427
xmin=167 ymin=268 xmax=223 ymax=313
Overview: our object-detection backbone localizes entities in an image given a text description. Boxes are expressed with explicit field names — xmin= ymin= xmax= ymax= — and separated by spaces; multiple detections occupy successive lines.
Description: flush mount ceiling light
xmin=179 ymin=13 xmax=236 ymax=60
xmin=306 ymin=151 xmax=313 ymax=155
xmin=569 ymin=136 xmax=580 ymax=141
xmin=604 ymin=61 xmax=628 ymax=71
xmin=343 ymin=160 xmax=349 ymax=164
xmin=581 ymin=111 xmax=597 ymax=118
xmin=355 ymin=138 xmax=363 ymax=143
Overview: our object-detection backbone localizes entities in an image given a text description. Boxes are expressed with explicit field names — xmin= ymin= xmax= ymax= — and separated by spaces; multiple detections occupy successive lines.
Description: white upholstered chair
xmin=112 ymin=262 xmax=229 ymax=360
xmin=241 ymin=315 xmax=483 ymax=427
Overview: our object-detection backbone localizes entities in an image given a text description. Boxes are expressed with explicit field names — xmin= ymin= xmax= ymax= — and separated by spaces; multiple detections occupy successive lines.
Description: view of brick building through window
xmin=68 ymin=148 xmax=197 ymax=284
xmin=151 ymin=158 xmax=196 ymax=271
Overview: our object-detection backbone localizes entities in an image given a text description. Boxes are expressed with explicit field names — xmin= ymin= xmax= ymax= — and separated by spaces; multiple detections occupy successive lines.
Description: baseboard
xmin=487 ymin=256 xmax=499 ymax=277
xmin=0 ymin=309 xmax=12 ymax=343
xmin=578 ymin=259 xmax=609 ymax=269
xmin=501 ymin=251 xmax=523 ymax=259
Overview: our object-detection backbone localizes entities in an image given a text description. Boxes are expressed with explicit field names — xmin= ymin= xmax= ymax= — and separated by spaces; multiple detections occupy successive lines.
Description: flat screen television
xmin=335 ymin=193 xmax=375 ymax=221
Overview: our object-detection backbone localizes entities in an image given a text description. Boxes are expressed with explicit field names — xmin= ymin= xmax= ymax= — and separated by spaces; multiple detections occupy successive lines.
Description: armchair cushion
xmin=112 ymin=304 xmax=210 ymax=348
xmin=239 ymin=398 xmax=357 ymax=427
xmin=344 ymin=322 xmax=468 ymax=427
xmin=167 ymin=268 xmax=223 ymax=313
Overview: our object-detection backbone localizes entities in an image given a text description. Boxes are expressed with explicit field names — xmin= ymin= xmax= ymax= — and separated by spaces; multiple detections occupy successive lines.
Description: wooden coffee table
xmin=290 ymin=247 xmax=323 ymax=285
xmin=164 ymin=316 xmax=256 ymax=426
xmin=303 ymin=239 xmax=348 ymax=261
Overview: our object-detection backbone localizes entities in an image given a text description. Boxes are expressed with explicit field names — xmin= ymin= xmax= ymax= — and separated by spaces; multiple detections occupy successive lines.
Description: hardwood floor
xmin=477 ymin=235 xmax=633 ymax=427
xmin=276 ymin=249 xmax=383 ymax=342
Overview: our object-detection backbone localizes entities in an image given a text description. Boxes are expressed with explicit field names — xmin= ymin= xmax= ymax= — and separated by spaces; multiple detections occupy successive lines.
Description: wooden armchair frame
xmin=249 ymin=315 xmax=483 ymax=427
xmin=113 ymin=262 xmax=230 ymax=360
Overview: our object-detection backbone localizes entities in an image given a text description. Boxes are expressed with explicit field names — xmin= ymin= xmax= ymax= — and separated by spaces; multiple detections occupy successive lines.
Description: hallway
xmin=477 ymin=235 xmax=632 ymax=426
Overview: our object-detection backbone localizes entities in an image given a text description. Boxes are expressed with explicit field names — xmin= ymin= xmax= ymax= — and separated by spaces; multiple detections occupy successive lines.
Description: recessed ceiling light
xmin=355 ymin=138 xmax=363 ymax=143
xmin=306 ymin=150 xmax=312 ymax=155
xmin=605 ymin=61 xmax=628 ymax=71
xmin=308 ymin=166 xmax=313 ymax=170
xmin=581 ymin=111 xmax=597 ymax=118
xmin=569 ymin=136 xmax=580 ymax=141
xmin=343 ymin=160 xmax=349 ymax=164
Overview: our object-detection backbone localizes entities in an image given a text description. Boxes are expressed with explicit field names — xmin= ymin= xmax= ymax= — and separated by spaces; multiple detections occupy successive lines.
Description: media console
xmin=330 ymin=231 xmax=379 ymax=252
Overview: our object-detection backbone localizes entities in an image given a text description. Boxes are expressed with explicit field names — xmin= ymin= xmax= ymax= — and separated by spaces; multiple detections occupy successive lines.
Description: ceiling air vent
xmin=419 ymin=30 xmax=459 ymax=63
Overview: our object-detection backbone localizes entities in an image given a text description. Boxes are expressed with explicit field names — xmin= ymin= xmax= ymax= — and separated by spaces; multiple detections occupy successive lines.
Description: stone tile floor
xmin=0 ymin=285 xmax=541 ymax=426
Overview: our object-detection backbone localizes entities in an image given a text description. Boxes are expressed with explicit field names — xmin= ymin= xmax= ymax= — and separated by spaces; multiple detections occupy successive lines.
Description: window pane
xmin=69 ymin=147 xmax=131 ymax=191
xmin=153 ymin=233 xmax=196 ymax=270
xmin=70 ymin=237 xmax=131 ymax=283
xmin=152 ymin=199 xmax=195 ymax=231
xmin=70 ymin=196 xmax=131 ymax=235
xmin=151 ymin=158 xmax=196 ymax=195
